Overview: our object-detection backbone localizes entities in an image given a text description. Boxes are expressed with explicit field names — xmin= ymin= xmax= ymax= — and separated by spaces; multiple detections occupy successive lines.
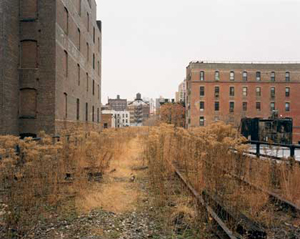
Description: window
xmin=98 ymin=60 xmax=100 ymax=75
xmin=78 ymin=0 xmax=82 ymax=16
xmin=64 ymin=93 xmax=68 ymax=119
xmin=230 ymin=71 xmax=235 ymax=81
xmin=200 ymin=86 xmax=205 ymax=96
xmin=270 ymin=102 xmax=275 ymax=112
xmin=93 ymin=53 xmax=95 ymax=69
xmin=76 ymin=99 xmax=80 ymax=120
xmin=285 ymin=87 xmax=290 ymax=97
xmin=200 ymin=71 xmax=205 ymax=81
xmin=20 ymin=0 xmax=38 ymax=19
xmin=200 ymin=117 xmax=205 ymax=126
xmin=214 ymin=116 xmax=219 ymax=122
xmin=19 ymin=88 xmax=37 ymax=118
xmin=92 ymin=80 xmax=95 ymax=95
xmin=20 ymin=40 xmax=38 ymax=68
xmin=270 ymin=87 xmax=275 ymax=99
xmin=285 ymin=102 xmax=290 ymax=112
xmin=87 ymin=13 xmax=90 ymax=32
xmin=77 ymin=64 xmax=80 ymax=85
xmin=93 ymin=27 xmax=95 ymax=43
xmin=97 ymin=108 xmax=100 ymax=123
xmin=242 ymin=71 xmax=248 ymax=81
xmin=98 ymin=37 xmax=100 ymax=52
xmin=200 ymin=101 xmax=205 ymax=111
xmin=215 ymin=71 xmax=220 ymax=81
xmin=256 ymin=72 xmax=261 ymax=81
xmin=215 ymin=102 xmax=219 ymax=111
xmin=256 ymin=102 xmax=261 ymax=111
xmin=229 ymin=87 xmax=235 ymax=97
xmin=64 ymin=50 xmax=68 ymax=77
xmin=242 ymin=87 xmax=248 ymax=96
xmin=98 ymin=84 xmax=100 ymax=99
xmin=285 ymin=72 xmax=290 ymax=82
xmin=86 ymin=43 xmax=89 ymax=61
xmin=78 ymin=28 xmax=81 ymax=50
xmin=64 ymin=8 xmax=69 ymax=35
xmin=86 ymin=73 xmax=89 ymax=92
xmin=85 ymin=103 xmax=88 ymax=121
xmin=229 ymin=102 xmax=234 ymax=113
xmin=92 ymin=106 xmax=95 ymax=122
xmin=242 ymin=102 xmax=247 ymax=111
xmin=271 ymin=72 xmax=275 ymax=82
xmin=215 ymin=86 xmax=220 ymax=98
xmin=256 ymin=87 xmax=261 ymax=97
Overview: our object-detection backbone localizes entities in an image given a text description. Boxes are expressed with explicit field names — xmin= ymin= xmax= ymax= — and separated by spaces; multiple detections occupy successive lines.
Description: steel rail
xmin=169 ymin=161 xmax=239 ymax=239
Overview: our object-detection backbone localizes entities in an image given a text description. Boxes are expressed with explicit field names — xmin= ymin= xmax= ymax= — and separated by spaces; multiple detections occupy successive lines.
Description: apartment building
xmin=107 ymin=95 xmax=127 ymax=111
xmin=128 ymin=93 xmax=150 ymax=126
xmin=0 ymin=0 xmax=102 ymax=137
xmin=186 ymin=61 xmax=300 ymax=142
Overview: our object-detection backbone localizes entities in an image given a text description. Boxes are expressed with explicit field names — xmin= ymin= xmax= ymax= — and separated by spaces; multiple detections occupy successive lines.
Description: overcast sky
xmin=97 ymin=0 xmax=300 ymax=103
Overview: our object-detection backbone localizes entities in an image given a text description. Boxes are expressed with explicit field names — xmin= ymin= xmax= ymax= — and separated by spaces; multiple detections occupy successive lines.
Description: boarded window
xmin=64 ymin=93 xmax=68 ymax=119
xmin=76 ymin=99 xmax=80 ymax=120
xmin=19 ymin=88 xmax=37 ymax=118
xmin=20 ymin=0 xmax=38 ymax=19
xmin=64 ymin=7 xmax=69 ymax=34
xmin=77 ymin=64 xmax=80 ymax=85
xmin=87 ymin=13 xmax=90 ymax=32
xmin=21 ymin=40 xmax=37 ymax=68
xmin=78 ymin=28 xmax=81 ymax=50
xmin=86 ymin=73 xmax=89 ymax=92
xmin=64 ymin=51 xmax=68 ymax=77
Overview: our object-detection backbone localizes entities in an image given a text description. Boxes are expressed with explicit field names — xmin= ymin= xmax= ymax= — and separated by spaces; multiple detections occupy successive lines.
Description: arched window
xmin=20 ymin=0 xmax=38 ymax=19
xmin=19 ymin=88 xmax=37 ymax=118
xmin=21 ymin=40 xmax=38 ymax=68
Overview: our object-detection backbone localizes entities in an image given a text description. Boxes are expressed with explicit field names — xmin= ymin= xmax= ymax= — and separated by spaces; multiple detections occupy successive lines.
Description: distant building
xmin=178 ymin=80 xmax=186 ymax=103
xmin=101 ymin=110 xmax=130 ymax=128
xmin=128 ymin=93 xmax=150 ymax=126
xmin=186 ymin=61 xmax=300 ymax=142
xmin=0 ymin=0 xmax=102 ymax=137
xmin=156 ymin=97 xmax=175 ymax=114
xmin=101 ymin=112 xmax=113 ymax=129
xmin=108 ymin=95 xmax=127 ymax=111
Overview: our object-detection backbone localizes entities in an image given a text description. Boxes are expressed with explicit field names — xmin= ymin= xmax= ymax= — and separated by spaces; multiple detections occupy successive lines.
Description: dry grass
xmin=143 ymin=123 xmax=300 ymax=228
xmin=0 ymin=127 xmax=139 ymax=237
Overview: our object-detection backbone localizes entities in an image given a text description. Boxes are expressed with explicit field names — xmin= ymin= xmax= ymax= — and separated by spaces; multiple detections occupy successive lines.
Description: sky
xmin=97 ymin=0 xmax=300 ymax=103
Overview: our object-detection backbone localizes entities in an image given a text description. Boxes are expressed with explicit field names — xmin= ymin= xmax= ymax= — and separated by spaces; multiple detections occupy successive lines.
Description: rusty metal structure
xmin=241 ymin=114 xmax=293 ymax=144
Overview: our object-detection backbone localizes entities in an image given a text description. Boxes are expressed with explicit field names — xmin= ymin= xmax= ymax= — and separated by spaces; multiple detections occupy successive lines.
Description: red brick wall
xmin=186 ymin=63 xmax=300 ymax=143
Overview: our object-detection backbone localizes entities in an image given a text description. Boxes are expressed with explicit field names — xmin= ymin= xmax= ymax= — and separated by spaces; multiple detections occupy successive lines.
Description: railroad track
xmin=170 ymin=161 xmax=300 ymax=239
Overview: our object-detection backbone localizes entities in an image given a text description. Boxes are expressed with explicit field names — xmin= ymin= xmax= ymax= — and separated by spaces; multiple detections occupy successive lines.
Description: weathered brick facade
xmin=0 ymin=0 xmax=102 ymax=136
xmin=186 ymin=62 xmax=300 ymax=142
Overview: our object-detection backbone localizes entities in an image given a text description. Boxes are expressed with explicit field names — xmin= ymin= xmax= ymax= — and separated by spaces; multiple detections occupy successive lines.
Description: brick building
xmin=186 ymin=61 xmax=300 ymax=142
xmin=0 ymin=0 xmax=102 ymax=137
xmin=107 ymin=95 xmax=127 ymax=111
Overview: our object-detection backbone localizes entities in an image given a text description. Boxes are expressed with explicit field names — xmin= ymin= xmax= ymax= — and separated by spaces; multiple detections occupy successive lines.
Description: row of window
xmin=64 ymin=5 xmax=101 ymax=64
xmin=199 ymin=86 xmax=290 ymax=98
xmin=75 ymin=98 xmax=100 ymax=123
xmin=199 ymin=101 xmax=290 ymax=112
xmin=199 ymin=71 xmax=291 ymax=82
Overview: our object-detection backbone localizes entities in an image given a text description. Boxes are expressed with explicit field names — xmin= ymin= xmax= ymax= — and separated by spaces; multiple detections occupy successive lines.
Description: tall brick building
xmin=186 ymin=61 xmax=300 ymax=142
xmin=0 ymin=0 xmax=102 ymax=137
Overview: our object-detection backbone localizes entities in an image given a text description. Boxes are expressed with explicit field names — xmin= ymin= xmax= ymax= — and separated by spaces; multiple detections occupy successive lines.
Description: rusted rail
xmin=171 ymin=162 xmax=240 ymax=239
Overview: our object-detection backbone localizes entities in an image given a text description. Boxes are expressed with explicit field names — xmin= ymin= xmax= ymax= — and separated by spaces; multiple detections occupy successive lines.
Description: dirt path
xmin=75 ymin=137 xmax=145 ymax=215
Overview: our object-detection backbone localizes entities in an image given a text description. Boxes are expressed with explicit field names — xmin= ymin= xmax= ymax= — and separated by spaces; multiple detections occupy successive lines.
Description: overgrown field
xmin=0 ymin=128 xmax=138 ymax=238
xmin=143 ymin=123 xmax=300 ymax=232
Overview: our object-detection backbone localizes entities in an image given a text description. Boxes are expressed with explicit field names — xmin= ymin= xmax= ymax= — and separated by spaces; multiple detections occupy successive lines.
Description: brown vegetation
xmin=0 ymin=127 xmax=137 ymax=237
xmin=143 ymin=123 xmax=300 ymax=229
